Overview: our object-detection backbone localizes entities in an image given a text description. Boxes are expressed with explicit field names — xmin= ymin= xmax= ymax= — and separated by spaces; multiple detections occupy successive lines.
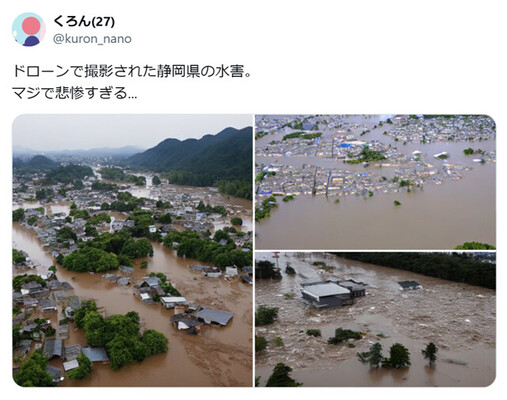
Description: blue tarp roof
xmin=340 ymin=143 xmax=352 ymax=147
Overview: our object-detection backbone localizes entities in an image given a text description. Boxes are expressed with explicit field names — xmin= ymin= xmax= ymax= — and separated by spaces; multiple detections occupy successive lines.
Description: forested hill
xmin=128 ymin=126 xmax=253 ymax=192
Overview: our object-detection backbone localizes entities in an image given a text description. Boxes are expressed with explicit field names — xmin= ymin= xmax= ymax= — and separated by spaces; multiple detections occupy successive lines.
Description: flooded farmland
xmin=255 ymin=252 xmax=495 ymax=387
xmin=13 ymin=223 xmax=252 ymax=387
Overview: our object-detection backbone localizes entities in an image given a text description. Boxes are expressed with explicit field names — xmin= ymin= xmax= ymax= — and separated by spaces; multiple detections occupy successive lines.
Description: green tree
xmin=255 ymin=306 xmax=279 ymax=326
xmin=255 ymin=336 xmax=268 ymax=352
xmin=152 ymin=176 xmax=161 ymax=185
xmin=158 ymin=213 xmax=172 ymax=224
xmin=383 ymin=343 xmax=411 ymax=369
xmin=357 ymin=342 xmax=383 ymax=368
xmin=266 ymin=363 xmax=302 ymax=387
xmin=13 ymin=351 xmax=54 ymax=387
xmin=67 ymin=354 xmax=93 ymax=380
xmin=421 ymin=342 xmax=438 ymax=366
xmin=141 ymin=329 xmax=169 ymax=355
xmin=230 ymin=217 xmax=243 ymax=226
xmin=13 ymin=208 xmax=25 ymax=222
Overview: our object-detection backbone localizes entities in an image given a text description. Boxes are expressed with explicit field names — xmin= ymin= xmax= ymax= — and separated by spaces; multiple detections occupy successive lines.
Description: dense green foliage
xmin=101 ymin=193 xmax=145 ymax=212
xmin=306 ymin=329 xmax=321 ymax=337
xmin=357 ymin=342 xmax=383 ymax=368
xmin=152 ymin=176 xmax=161 ymax=185
xmin=333 ymin=252 xmax=496 ymax=289
xmin=44 ymin=164 xmax=94 ymax=184
xmin=13 ymin=249 xmax=26 ymax=264
xmin=69 ymin=209 xmax=90 ymax=220
xmin=13 ymin=208 xmax=25 ymax=222
xmin=129 ymin=127 xmax=252 ymax=188
xmin=35 ymin=188 xmax=53 ymax=201
xmin=255 ymin=260 xmax=282 ymax=279
xmin=282 ymin=195 xmax=295 ymax=202
xmin=421 ymin=342 xmax=438 ymax=366
xmin=99 ymin=167 xmax=125 ymax=180
xmin=255 ymin=196 xmax=278 ymax=221
xmin=196 ymin=201 xmax=227 ymax=216
xmin=91 ymin=182 xmax=118 ymax=191
xmin=75 ymin=302 xmax=168 ymax=371
xmin=345 ymin=147 xmax=387 ymax=164
xmin=163 ymin=230 xmax=251 ymax=269
xmin=13 ymin=274 xmax=46 ymax=291
xmin=125 ymin=174 xmax=146 ymax=186
xmin=255 ymin=336 xmax=268 ymax=352
xmin=62 ymin=232 xmax=154 ymax=272
xmin=282 ymin=131 xmax=322 ymax=141
xmin=216 ymin=179 xmax=252 ymax=200
xmin=63 ymin=247 xmax=119 ymax=273
xmin=266 ymin=363 xmax=302 ymax=387
xmin=255 ymin=305 xmax=279 ymax=326
xmin=382 ymin=343 xmax=411 ymax=369
xmin=455 ymin=241 xmax=496 ymax=250
xmin=13 ymin=351 xmax=54 ymax=387
xmin=230 ymin=217 xmax=243 ymax=226
xmin=67 ymin=354 xmax=93 ymax=380
xmin=327 ymin=328 xmax=363 ymax=344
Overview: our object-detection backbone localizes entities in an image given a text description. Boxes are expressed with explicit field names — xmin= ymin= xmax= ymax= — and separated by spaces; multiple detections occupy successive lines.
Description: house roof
xmin=64 ymin=344 xmax=82 ymax=361
xmin=301 ymin=282 xmax=350 ymax=298
xmin=196 ymin=308 xmax=234 ymax=326
xmin=82 ymin=347 xmax=109 ymax=362
xmin=63 ymin=359 xmax=80 ymax=371
xmin=45 ymin=365 xmax=62 ymax=381
xmin=398 ymin=280 xmax=421 ymax=288
xmin=161 ymin=296 xmax=187 ymax=303
xmin=43 ymin=339 xmax=63 ymax=358
xmin=143 ymin=277 xmax=160 ymax=287
xmin=39 ymin=297 xmax=57 ymax=309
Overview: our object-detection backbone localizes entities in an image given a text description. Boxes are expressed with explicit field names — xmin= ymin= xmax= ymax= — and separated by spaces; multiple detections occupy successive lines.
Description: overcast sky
xmin=13 ymin=114 xmax=252 ymax=151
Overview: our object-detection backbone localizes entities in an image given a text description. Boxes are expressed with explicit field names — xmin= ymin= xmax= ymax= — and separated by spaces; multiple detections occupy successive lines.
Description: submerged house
xmin=398 ymin=280 xmax=422 ymax=290
xmin=160 ymin=296 xmax=187 ymax=309
xmin=43 ymin=338 xmax=63 ymax=359
xmin=196 ymin=308 xmax=234 ymax=326
xmin=301 ymin=281 xmax=354 ymax=308
xmin=335 ymin=279 xmax=367 ymax=298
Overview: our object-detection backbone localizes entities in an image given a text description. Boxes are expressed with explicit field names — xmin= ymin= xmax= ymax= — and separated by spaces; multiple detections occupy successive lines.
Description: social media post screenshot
xmin=2 ymin=0 xmax=505 ymax=398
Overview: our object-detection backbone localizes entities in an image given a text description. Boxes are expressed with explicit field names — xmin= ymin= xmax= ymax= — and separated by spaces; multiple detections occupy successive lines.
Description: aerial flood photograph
xmin=255 ymin=115 xmax=496 ymax=250
xmin=11 ymin=114 xmax=253 ymax=387
xmin=255 ymin=252 xmax=495 ymax=387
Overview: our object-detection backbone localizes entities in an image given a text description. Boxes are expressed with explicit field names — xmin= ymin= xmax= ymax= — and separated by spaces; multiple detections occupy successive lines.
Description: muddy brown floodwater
xmin=13 ymin=223 xmax=252 ymax=387
xmin=255 ymin=252 xmax=495 ymax=387
xmin=255 ymin=116 xmax=495 ymax=250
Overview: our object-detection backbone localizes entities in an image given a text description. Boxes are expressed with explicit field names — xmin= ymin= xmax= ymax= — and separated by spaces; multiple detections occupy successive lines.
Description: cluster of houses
xmin=12 ymin=270 xmax=109 ymax=384
xmin=132 ymin=272 xmax=240 ymax=333
xmin=189 ymin=264 xmax=253 ymax=284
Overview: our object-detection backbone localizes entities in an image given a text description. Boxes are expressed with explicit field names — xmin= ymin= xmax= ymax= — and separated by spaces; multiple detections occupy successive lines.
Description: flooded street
xmin=13 ymin=223 xmax=252 ymax=387
xmin=255 ymin=253 xmax=495 ymax=387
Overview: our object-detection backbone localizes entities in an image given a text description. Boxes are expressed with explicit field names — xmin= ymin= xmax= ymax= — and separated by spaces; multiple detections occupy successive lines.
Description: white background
xmin=1 ymin=0 xmax=505 ymax=398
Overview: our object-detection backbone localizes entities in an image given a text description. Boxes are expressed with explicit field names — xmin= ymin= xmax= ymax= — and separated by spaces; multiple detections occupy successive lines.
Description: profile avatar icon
xmin=12 ymin=13 xmax=45 ymax=47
